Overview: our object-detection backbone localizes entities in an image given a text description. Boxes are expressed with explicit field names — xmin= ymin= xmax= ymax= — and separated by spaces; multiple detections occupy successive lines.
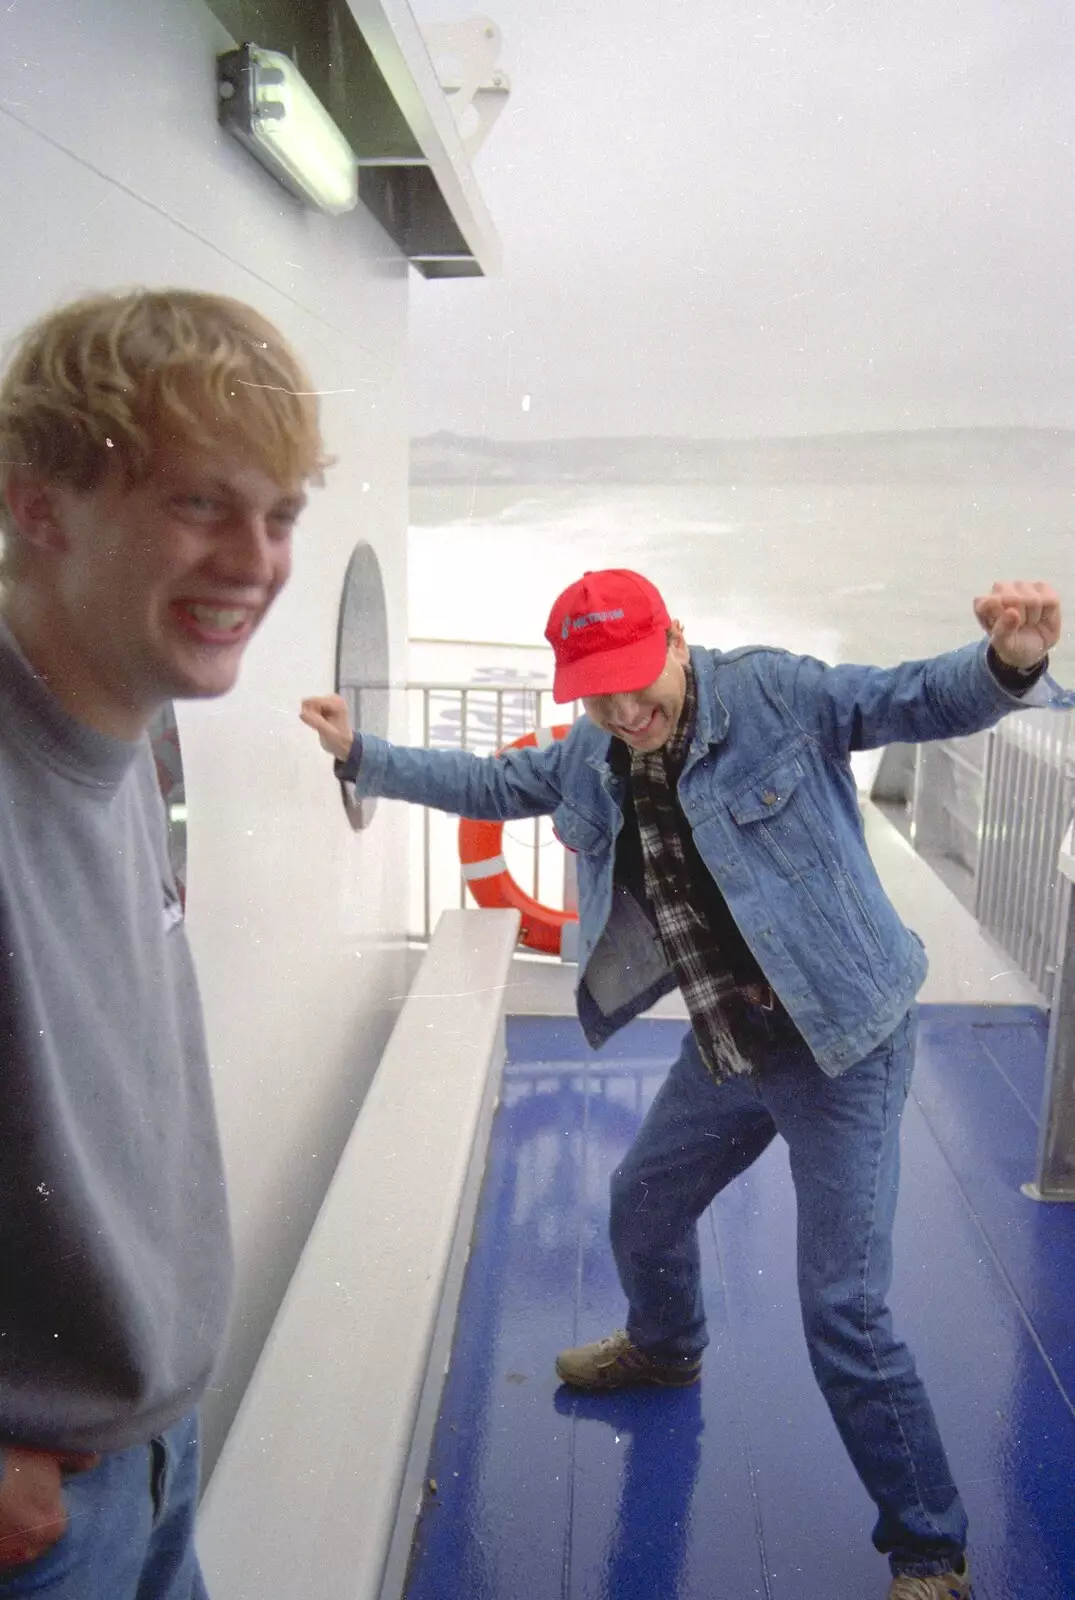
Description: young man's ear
xmin=4 ymin=470 xmax=67 ymax=556
xmin=668 ymin=620 xmax=689 ymax=664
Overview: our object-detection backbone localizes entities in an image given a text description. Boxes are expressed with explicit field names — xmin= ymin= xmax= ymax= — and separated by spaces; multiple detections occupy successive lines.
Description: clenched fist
xmin=300 ymin=694 xmax=355 ymax=763
xmin=973 ymin=581 xmax=1061 ymax=671
xmin=0 ymin=1447 xmax=98 ymax=1572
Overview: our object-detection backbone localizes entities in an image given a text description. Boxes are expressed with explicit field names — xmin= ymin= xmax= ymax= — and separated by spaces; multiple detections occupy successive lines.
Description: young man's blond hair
xmin=0 ymin=287 xmax=327 ymax=579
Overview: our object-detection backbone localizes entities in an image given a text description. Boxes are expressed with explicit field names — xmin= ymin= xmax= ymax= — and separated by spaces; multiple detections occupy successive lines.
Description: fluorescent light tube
xmin=218 ymin=44 xmax=358 ymax=217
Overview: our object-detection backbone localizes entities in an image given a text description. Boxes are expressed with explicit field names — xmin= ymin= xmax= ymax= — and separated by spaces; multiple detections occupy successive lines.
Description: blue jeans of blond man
xmin=0 ymin=1411 xmax=207 ymax=1599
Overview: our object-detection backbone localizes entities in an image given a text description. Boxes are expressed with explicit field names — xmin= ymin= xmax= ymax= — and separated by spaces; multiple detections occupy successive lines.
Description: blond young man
xmin=0 ymin=290 xmax=325 ymax=1597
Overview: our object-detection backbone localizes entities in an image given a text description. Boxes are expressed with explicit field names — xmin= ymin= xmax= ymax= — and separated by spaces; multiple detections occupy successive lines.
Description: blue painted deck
xmin=404 ymin=1008 xmax=1075 ymax=1600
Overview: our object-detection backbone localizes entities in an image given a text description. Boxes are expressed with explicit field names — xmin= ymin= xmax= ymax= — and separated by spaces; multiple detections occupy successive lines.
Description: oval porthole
xmin=336 ymin=541 xmax=390 ymax=831
xmin=150 ymin=702 xmax=187 ymax=907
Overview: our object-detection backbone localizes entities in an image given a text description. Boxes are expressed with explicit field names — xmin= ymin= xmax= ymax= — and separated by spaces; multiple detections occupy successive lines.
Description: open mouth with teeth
xmin=614 ymin=708 xmax=661 ymax=741
xmin=171 ymin=601 xmax=254 ymax=644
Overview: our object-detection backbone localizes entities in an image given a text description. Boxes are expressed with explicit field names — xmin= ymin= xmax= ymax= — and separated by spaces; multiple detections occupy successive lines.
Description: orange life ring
xmin=458 ymin=725 xmax=579 ymax=955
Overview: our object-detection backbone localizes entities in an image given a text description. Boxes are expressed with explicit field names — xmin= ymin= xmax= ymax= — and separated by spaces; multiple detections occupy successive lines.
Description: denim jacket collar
xmin=687 ymin=646 xmax=730 ymax=759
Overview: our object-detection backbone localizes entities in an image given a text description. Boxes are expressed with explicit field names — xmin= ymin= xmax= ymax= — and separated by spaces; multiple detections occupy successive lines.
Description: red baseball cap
xmin=545 ymin=569 xmax=672 ymax=703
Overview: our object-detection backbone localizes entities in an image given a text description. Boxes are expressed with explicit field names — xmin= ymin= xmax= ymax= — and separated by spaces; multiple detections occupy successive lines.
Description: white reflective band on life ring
xmin=461 ymin=854 xmax=509 ymax=882
xmin=533 ymin=727 xmax=556 ymax=749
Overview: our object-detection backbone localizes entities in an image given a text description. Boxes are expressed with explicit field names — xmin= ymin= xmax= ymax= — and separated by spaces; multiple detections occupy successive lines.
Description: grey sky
xmin=409 ymin=0 xmax=1074 ymax=439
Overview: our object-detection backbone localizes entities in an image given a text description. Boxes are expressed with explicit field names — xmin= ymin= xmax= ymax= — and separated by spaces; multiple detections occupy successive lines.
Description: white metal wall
xmin=0 ymin=0 xmax=415 ymax=1473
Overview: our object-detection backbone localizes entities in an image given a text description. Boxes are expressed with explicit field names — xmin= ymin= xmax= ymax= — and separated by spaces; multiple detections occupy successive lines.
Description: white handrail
xmin=198 ymin=908 xmax=522 ymax=1599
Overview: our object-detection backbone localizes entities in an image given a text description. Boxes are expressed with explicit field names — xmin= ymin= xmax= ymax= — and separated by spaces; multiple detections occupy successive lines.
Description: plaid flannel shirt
xmin=630 ymin=665 xmax=757 ymax=1082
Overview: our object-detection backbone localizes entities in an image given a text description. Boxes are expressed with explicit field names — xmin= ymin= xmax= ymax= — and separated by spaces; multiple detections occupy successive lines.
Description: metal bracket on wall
xmin=419 ymin=16 xmax=510 ymax=159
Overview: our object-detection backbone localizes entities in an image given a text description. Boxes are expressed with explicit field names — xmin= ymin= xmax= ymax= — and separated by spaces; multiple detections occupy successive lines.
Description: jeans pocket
xmin=149 ymin=1437 xmax=169 ymax=1529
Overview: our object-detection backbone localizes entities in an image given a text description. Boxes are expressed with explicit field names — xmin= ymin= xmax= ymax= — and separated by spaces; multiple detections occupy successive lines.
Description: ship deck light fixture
xmin=217 ymin=43 xmax=359 ymax=217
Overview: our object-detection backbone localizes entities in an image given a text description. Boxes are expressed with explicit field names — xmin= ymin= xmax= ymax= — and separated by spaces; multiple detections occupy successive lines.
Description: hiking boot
xmin=555 ymin=1329 xmax=702 ymax=1390
xmin=887 ymin=1562 xmax=972 ymax=1599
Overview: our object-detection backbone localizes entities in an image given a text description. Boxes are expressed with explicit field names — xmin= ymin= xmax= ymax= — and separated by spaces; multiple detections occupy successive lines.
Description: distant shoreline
xmin=411 ymin=427 xmax=1075 ymax=487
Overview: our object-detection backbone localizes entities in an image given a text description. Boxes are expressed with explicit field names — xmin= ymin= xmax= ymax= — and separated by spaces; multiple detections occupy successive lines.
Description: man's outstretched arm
xmin=783 ymin=580 xmax=1071 ymax=754
xmin=299 ymin=694 xmax=567 ymax=820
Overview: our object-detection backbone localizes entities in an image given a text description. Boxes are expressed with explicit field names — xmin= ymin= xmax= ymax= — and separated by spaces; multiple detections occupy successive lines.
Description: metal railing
xmin=975 ymin=710 xmax=1075 ymax=998
xmin=405 ymin=680 xmax=578 ymax=944
xmin=908 ymin=732 xmax=989 ymax=886
xmin=882 ymin=710 xmax=1075 ymax=1000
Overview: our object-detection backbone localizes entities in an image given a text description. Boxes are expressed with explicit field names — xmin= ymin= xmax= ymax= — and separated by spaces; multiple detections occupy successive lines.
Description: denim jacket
xmin=349 ymin=640 xmax=1072 ymax=1075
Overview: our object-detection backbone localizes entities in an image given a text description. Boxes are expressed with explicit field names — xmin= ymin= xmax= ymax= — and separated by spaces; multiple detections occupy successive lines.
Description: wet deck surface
xmin=404 ymin=1008 xmax=1075 ymax=1600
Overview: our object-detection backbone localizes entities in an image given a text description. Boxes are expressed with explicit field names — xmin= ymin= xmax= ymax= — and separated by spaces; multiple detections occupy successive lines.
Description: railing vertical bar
xmin=422 ymin=689 xmax=432 ymax=941
xmin=983 ymin=728 xmax=1009 ymax=933
xmin=1036 ymin=730 xmax=1065 ymax=995
xmin=533 ymin=688 xmax=543 ymax=904
xmin=978 ymin=731 xmax=1002 ymax=932
xmin=1026 ymin=718 xmax=1059 ymax=987
xmin=1010 ymin=726 xmax=1037 ymax=956
xmin=1043 ymin=729 xmax=1075 ymax=994
xmin=1021 ymin=721 xmax=1047 ymax=987
xmin=1011 ymin=732 xmax=1030 ymax=953
xmin=1012 ymin=719 xmax=1043 ymax=976
xmin=991 ymin=731 xmax=1018 ymax=943
xmin=1030 ymin=719 xmax=1057 ymax=987
xmin=973 ymin=728 xmax=997 ymax=920
xmin=1000 ymin=728 xmax=1024 ymax=938
xmin=459 ymin=688 xmax=470 ymax=909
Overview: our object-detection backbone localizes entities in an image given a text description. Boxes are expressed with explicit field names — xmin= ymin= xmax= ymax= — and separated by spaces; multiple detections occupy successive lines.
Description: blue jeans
xmin=0 ymin=1412 xmax=207 ymax=1599
xmin=609 ymin=1005 xmax=968 ymax=1578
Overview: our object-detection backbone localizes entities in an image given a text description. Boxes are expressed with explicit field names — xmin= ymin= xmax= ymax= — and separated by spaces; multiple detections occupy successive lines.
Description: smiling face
xmin=0 ymin=289 xmax=325 ymax=739
xmin=581 ymin=623 xmax=690 ymax=752
xmin=3 ymin=432 xmax=304 ymax=737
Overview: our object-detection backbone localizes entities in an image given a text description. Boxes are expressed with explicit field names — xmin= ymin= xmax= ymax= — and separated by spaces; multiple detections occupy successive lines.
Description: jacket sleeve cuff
xmin=985 ymin=644 xmax=1048 ymax=697
xmin=333 ymin=733 xmax=363 ymax=784
xmin=981 ymin=640 xmax=1075 ymax=709
xmin=335 ymin=732 xmax=390 ymax=794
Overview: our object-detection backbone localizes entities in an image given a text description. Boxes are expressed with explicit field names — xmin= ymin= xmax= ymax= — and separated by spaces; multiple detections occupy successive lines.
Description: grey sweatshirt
xmin=0 ymin=619 xmax=233 ymax=1454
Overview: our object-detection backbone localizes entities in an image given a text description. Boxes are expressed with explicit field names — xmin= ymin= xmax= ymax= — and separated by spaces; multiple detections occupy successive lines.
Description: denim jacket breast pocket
xmin=727 ymin=753 xmax=833 ymax=881
xmin=552 ymin=803 xmax=611 ymax=857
